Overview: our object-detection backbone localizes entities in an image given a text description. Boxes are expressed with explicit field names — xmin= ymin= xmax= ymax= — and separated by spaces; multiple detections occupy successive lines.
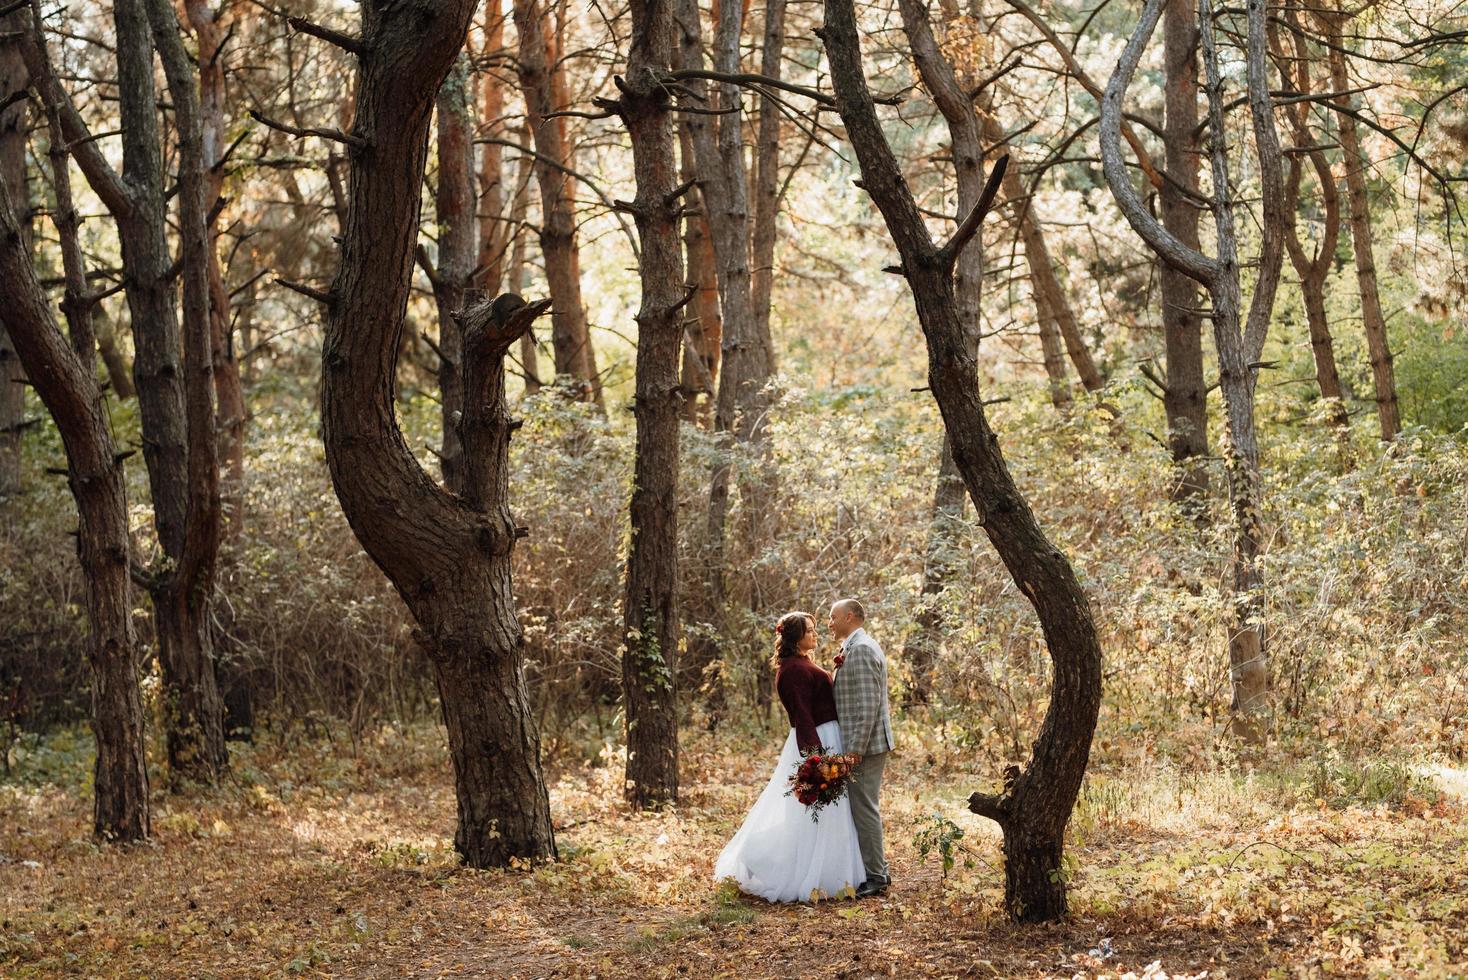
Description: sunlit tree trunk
xmin=1102 ymin=0 xmax=1283 ymax=741
xmin=514 ymin=0 xmax=602 ymax=404
xmin=1323 ymin=9 xmax=1399 ymax=442
xmin=677 ymin=123 xmax=721 ymax=423
xmin=1272 ymin=16 xmax=1351 ymax=461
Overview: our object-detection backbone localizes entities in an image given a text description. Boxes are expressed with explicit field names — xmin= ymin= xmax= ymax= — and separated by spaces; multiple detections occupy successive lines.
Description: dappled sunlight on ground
xmin=2 ymin=723 xmax=1466 ymax=977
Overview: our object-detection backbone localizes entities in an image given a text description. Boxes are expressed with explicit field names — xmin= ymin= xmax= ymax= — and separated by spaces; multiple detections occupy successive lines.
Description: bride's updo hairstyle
xmin=772 ymin=611 xmax=813 ymax=671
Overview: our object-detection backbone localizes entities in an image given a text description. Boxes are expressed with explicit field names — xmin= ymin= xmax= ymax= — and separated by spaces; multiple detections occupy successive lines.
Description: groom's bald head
xmin=828 ymin=598 xmax=865 ymax=640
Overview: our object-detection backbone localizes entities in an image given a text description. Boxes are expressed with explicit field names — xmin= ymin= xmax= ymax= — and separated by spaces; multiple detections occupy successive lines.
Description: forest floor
xmin=2 ymin=721 xmax=1467 ymax=979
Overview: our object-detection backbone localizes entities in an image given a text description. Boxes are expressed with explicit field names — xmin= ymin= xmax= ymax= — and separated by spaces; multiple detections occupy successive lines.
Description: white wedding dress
xmin=714 ymin=719 xmax=867 ymax=902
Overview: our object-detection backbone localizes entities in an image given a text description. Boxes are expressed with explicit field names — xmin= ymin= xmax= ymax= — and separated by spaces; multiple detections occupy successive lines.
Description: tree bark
xmin=183 ymin=0 xmax=245 ymax=535
xmin=898 ymin=0 xmax=987 ymax=698
xmin=431 ymin=55 xmax=477 ymax=493
xmin=1273 ymin=16 xmax=1351 ymax=457
xmin=613 ymin=0 xmax=684 ymax=808
xmin=1323 ymin=10 xmax=1399 ymax=441
xmin=675 ymin=0 xmax=771 ymax=709
xmin=513 ymin=0 xmax=602 ymax=404
xmin=677 ymin=121 xmax=720 ymax=422
xmin=94 ymin=309 xmax=136 ymax=399
xmin=1159 ymin=0 xmax=1209 ymax=501
xmin=0 ymin=11 xmax=28 ymax=497
xmin=820 ymin=0 xmax=1103 ymax=922
xmin=319 ymin=0 xmax=555 ymax=867
xmin=145 ymin=0 xmax=229 ymax=778
xmin=750 ymin=0 xmax=787 ymax=348
xmin=1101 ymin=0 xmax=1282 ymax=740
xmin=0 ymin=147 xmax=150 ymax=843
xmin=25 ymin=0 xmax=231 ymax=780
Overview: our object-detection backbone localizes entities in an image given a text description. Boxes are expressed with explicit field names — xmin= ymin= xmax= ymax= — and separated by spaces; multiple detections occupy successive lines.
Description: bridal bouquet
xmin=786 ymin=750 xmax=859 ymax=822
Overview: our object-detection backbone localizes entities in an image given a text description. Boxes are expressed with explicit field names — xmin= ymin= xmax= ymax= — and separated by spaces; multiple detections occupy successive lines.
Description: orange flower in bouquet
xmin=785 ymin=749 xmax=859 ymax=822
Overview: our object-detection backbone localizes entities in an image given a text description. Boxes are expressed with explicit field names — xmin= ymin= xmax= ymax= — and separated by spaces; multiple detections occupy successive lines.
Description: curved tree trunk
xmin=1102 ymin=0 xmax=1282 ymax=741
xmin=615 ymin=0 xmax=684 ymax=808
xmin=0 ymin=139 xmax=150 ymax=843
xmin=25 ymin=0 xmax=230 ymax=781
xmin=820 ymin=0 xmax=1103 ymax=922
xmin=319 ymin=0 xmax=555 ymax=867
xmin=1272 ymin=16 xmax=1351 ymax=461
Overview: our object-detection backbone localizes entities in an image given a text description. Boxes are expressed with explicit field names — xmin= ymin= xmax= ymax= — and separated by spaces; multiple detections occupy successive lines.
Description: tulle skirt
xmin=713 ymin=719 xmax=867 ymax=903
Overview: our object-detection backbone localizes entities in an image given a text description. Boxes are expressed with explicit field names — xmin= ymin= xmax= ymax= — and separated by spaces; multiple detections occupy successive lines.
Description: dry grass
xmin=2 ymin=723 xmax=1466 ymax=979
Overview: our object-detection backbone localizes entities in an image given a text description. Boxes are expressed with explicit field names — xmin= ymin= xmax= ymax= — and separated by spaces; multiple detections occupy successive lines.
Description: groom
xmin=829 ymin=598 xmax=894 ymax=898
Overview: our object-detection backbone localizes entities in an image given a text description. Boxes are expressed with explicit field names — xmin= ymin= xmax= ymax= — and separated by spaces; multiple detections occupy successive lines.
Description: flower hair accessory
xmin=775 ymin=622 xmax=785 ymax=635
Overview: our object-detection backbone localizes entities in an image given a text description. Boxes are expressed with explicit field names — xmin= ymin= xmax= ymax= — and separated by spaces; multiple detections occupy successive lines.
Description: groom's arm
xmin=833 ymin=648 xmax=880 ymax=757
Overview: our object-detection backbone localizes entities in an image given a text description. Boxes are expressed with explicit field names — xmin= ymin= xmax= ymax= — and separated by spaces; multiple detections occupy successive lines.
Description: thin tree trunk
xmin=1273 ymin=16 xmax=1351 ymax=458
xmin=0 ymin=103 xmax=150 ymax=844
xmin=983 ymin=114 xmax=1101 ymax=396
xmin=677 ymin=122 xmax=720 ymax=422
xmin=750 ymin=0 xmax=787 ymax=345
xmin=94 ymin=309 xmax=135 ymax=399
xmin=475 ymin=6 xmax=509 ymax=296
xmin=506 ymin=154 xmax=541 ymax=395
xmin=1101 ymin=0 xmax=1282 ymax=741
xmin=1324 ymin=11 xmax=1399 ymax=441
xmin=1034 ymin=286 xmax=1074 ymax=408
xmin=146 ymin=0 xmax=229 ymax=778
xmin=431 ymin=55 xmax=477 ymax=493
xmin=616 ymin=0 xmax=684 ymax=807
xmin=898 ymin=0 xmax=986 ymax=698
xmin=514 ymin=0 xmax=602 ymax=404
xmin=0 ymin=13 xmax=28 ymax=496
xmin=1159 ymin=0 xmax=1209 ymax=501
xmin=318 ymin=0 xmax=555 ymax=866
xmin=675 ymin=0 xmax=770 ymax=711
xmin=822 ymin=0 xmax=1102 ymax=922
xmin=184 ymin=0 xmax=245 ymax=535
xmin=26 ymin=0 xmax=231 ymax=780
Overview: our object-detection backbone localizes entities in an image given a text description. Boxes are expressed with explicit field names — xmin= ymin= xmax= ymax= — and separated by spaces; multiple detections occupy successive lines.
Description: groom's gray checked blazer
xmin=833 ymin=626 xmax=894 ymax=883
xmin=833 ymin=627 xmax=894 ymax=758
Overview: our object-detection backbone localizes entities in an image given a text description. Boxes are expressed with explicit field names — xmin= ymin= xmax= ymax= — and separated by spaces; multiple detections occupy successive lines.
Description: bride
xmin=714 ymin=611 xmax=867 ymax=902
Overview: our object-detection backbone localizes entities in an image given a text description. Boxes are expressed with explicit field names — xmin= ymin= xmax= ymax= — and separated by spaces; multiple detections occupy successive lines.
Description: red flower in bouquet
xmin=785 ymin=749 xmax=859 ymax=822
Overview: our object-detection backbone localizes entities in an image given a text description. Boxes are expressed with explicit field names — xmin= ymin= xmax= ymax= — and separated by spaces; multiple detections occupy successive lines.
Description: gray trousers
xmin=847 ymin=751 xmax=889 ymax=881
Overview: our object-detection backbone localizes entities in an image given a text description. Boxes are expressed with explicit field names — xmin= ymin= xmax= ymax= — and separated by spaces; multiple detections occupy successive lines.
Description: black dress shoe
xmin=856 ymin=876 xmax=889 ymax=898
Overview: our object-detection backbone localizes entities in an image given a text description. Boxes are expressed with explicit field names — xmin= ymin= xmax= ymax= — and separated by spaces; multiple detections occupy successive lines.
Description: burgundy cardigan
xmin=777 ymin=655 xmax=839 ymax=752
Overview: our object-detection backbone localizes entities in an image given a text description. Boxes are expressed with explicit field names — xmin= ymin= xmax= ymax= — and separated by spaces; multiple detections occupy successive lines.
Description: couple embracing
xmin=714 ymin=598 xmax=895 ymax=903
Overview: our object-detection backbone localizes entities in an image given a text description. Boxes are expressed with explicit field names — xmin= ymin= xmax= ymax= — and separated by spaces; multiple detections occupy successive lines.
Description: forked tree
xmin=306 ymin=0 xmax=556 ymax=866
xmin=818 ymin=0 xmax=1103 ymax=922
xmin=24 ymin=0 xmax=230 ymax=781
xmin=0 ymin=151 xmax=150 ymax=842
xmin=1101 ymin=0 xmax=1285 ymax=737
